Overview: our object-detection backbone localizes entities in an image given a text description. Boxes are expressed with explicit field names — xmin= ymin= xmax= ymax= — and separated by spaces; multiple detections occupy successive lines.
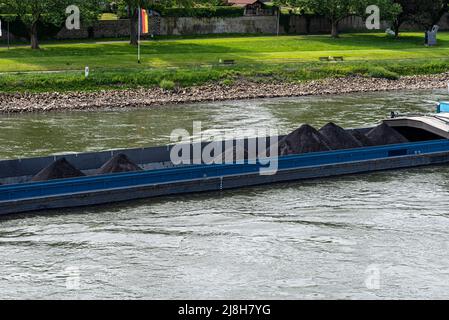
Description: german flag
xmin=140 ymin=9 xmax=149 ymax=34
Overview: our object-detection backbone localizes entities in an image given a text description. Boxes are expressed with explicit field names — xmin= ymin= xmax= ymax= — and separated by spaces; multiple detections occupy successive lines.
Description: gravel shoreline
xmin=1 ymin=73 xmax=449 ymax=113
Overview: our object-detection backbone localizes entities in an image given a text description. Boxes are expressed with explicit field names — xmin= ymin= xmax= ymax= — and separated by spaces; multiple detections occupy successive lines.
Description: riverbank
xmin=3 ymin=33 xmax=449 ymax=94
xmin=1 ymin=73 xmax=449 ymax=113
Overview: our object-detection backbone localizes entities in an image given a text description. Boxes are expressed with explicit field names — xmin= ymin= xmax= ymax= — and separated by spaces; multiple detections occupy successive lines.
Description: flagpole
xmin=138 ymin=7 xmax=141 ymax=64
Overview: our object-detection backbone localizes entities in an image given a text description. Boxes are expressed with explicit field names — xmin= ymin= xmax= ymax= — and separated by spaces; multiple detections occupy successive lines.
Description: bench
xmin=319 ymin=56 xmax=344 ymax=62
xmin=220 ymin=59 xmax=236 ymax=65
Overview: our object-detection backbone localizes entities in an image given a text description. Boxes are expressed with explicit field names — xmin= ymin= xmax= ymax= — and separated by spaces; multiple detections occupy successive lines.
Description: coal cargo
xmin=279 ymin=124 xmax=331 ymax=156
xmin=97 ymin=154 xmax=142 ymax=174
xmin=319 ymin=122 xmax=363 ymax=150
xmin=31 ymin=158 xmax=85 ymax=182
xmin=350 ymin=129 xmax=374 ymax=147
xmin=366 ymin=122 xmax=409 ymax=146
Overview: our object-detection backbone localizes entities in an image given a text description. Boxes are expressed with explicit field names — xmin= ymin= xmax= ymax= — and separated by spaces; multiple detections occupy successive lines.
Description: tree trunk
xmin=331 ymin=20 xmax=339 ymax=38
xmin=130 ymin=8 xmax=138 ymax=46
xmin=394 ymin=29 xmax=399 ymax=38
xmin=393 ymin=21 xmax=401 ymax=38
xmin=30 ymin=21 xmax=40 ymax=50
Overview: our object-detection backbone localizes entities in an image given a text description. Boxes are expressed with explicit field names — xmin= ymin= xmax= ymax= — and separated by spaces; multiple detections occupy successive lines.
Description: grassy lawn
xmin=1 ymin=32 xmax=449 ymax=92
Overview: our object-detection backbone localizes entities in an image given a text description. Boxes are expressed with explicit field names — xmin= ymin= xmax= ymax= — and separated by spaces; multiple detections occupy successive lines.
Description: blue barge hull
xmin=1 ymin=139 xmax=449 ymax=216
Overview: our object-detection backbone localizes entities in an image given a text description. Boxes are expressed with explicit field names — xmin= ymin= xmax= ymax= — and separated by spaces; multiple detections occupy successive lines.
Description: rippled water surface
xmin=1 ymin=90 xmax=449 ymax=299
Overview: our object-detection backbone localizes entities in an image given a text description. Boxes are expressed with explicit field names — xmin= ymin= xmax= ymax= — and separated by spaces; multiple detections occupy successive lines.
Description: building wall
xmin=56 ymin=19 xmax=130 ymax=39
xmin=0 ymin=23 xmax=18 ymax=42
xmin=157 ymin=16 xmax=278 ymax=35
xmin=0 ymin=29 xmax=14 ymax=42
xmin=17 ymin=12 xmax=449 ymax=41
xmin=284 ymin=14 xmax=449 ymax=34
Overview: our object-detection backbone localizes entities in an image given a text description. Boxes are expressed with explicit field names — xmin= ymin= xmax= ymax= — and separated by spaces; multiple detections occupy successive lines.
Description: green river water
xmin=1 ymin=89 xmax=449 ymax=299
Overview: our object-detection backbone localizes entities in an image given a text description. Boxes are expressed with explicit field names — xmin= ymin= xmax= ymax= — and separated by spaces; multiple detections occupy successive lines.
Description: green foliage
xmin=366 ymin=0 xmax=402 ymax=21
xmin=222 ymin=78 xmax=234 ymax=86
xmin=278 ymin=0 xmax=401 ymax=37
xmin=116 ymin=0 xmax=196 ymax=17
xmin=0 ymin=13 xmax=18 ymax=22
xmin=3 ymin=0 xmax=71 ymax=27
xmin=2 ymin=0 xmax=104 ymax=48
xmin=0 ymin=2 xmax=15 ymax=20
xmin=160 ymin=6 xmax=244 ymax=18
xmin=395 ymin=0 xmax=449 ymax=30
xmin=159 ymin=79 xmax=176 ymax=90
xmin=78 ymin=0 xmax=105 ymax=26
xmin=366 ymin=66 xmax=399 ymax=79
xmin=115 ymin=0 xmax=227 ymax=18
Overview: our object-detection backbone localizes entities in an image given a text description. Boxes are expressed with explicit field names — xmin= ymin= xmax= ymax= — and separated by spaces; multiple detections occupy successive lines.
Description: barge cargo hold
xmin=1 ymin=115 xmax=449 ymax=216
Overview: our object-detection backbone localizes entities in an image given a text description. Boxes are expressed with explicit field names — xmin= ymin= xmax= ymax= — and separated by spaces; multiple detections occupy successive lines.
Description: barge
xmin=1 ymin=111 xmax=449 ymax=216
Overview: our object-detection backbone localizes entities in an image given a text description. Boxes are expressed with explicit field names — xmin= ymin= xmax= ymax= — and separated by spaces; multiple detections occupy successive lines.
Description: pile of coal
xmin=279 ymin=124 xmax=331 ymax=156
xmin=97 ymin=154 xmax=142 ymax=174
xmin=278 ymin=121 xmax=409 ymax=156
xmin=350 ymin=129 xmax=374 ymax=147
xmin=366 ymin=122 xmax=408 ymax=146
xmin=31 ymin=158 xmax=85 ymax=182
xmin=319 ymin=122 xmax=363 ymax=150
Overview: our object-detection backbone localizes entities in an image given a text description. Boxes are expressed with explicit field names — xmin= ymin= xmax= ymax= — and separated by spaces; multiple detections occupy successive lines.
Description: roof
xmin=384 ymin=113 xmax=449 ymax=139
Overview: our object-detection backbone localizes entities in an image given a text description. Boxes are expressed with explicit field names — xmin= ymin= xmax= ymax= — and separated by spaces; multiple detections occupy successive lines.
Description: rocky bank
xmin=1 ymin=73 xmax=449 ymax=113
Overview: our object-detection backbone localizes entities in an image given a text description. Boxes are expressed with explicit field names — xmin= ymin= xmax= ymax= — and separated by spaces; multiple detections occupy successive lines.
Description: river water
xmin=1 ymin=89 xmax=449 ymax=299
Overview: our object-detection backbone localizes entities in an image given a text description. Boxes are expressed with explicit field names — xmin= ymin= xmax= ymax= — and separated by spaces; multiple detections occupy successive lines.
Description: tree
xmin=3 ymin=0 xmax=102 ymax=49
xmin=77 ymin=0 xmax=105 ymax=38
xmin=0 ymin=1 xmax=15 ymax=22
xmin=411 ymin=0 xmax=448 ymax=31
xmin=118 ymin=0 xmax=206 ymax=46
xmin=278 ymin=0 xmax=401 ymax=38
xmin=392 ymin=0 xmax=449 ymax=36
xmin=391 ymin=0 xmax=418 ymax=37
xmin=3 ymin=0 xmax=69 ymax=49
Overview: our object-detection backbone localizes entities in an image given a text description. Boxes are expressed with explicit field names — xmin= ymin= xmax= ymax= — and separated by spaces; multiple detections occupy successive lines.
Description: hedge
xmin=159 ymin=6 xmax=245 ymax=18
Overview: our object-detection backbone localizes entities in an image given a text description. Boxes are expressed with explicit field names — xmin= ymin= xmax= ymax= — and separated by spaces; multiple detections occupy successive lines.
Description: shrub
xmin=367 ymin=67 xmax=399 ymax=80
xmin=222 ymin=78 xmax=234 ymax=86
xmin=159 ymin=79 xmax=176 ymax=90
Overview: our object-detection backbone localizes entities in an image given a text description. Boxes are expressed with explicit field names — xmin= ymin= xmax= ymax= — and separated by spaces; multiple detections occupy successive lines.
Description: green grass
xmin=1 ymin=32 xmax=449 ymax=92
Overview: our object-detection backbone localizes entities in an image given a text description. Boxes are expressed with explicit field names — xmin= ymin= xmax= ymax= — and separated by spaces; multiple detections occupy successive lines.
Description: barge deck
xmin=1 ymin=139 xmax=449 ymax=216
